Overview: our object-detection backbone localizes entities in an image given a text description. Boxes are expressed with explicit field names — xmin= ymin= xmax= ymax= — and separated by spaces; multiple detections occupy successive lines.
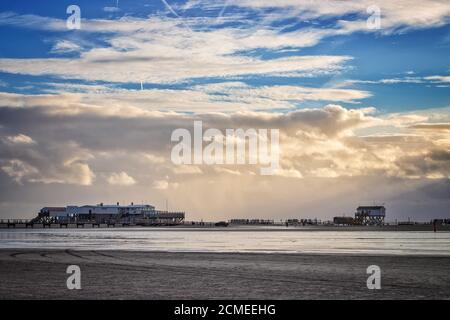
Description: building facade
xmin=354 ymin=206 xmax=386 ymax=225
xmin=38 ymin=203 xmax=184 ymax=225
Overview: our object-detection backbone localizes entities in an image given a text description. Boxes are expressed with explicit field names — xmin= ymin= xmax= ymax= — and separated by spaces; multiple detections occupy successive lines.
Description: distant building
xmin=39 ymin=207 xmax=67 ymax=218
xmin=333 ymin=216 xmax=354 ymax=225
xmin=38 ymin=203 xmax=184 ymax=225
xmin=433 ymin=219 xmax=450 ymax=226
xmin=66 ymin=204 xmax=155 ymax=218
xmin=354 ymin=206 xmax=386 ymax=225
xmin=229 ymin=219 xmax=274 ymax=225
xmin=286 ymin=219 xmax=299 ymax=226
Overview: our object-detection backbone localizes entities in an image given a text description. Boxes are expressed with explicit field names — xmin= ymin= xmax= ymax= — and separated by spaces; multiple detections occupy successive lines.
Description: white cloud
xmin=0 ymin=55 xmax=350 ymax=84
xmin=107 ymin=171 xmax=136 ymax=186
xmin=1 ymin=159 xmax=39 ymax=184
xmin=214 ymin=167 xmax=242 ymax=175
xmin=0 ymin=157 xmax=95 ymax=186
xmin=103 ymin=7 xmax=121 ymax=13
xmin=153 ymin=179 xmax=169 ymax=190
xmin=195 ymin=0 xmax=450 ymax=33
xmin=0 ymin=1 xmax=448 ymax=87
xmin=61 ymin=160 xmax=95 ymax=186
xmin=2 ymin=80 xmax=370 ymax=113
xmin=424 ymin=75 xmax=450 ymax=83
xmin=4 ymin=134 xmax=36 ymax=145
xmin=51 ymin=40 xmax=81 ymax=54
xmin=195 ymin=81 xmax=371 ymax=105
xmin=347 ymin=75 xmax=450 ymax=86
xmin=143 ymin=153 xmax=166 ymax=164
xmin=172 ymin=165 xmax=203 ymax=174
xmin=0 ymin=12 xmax=352 ymax=83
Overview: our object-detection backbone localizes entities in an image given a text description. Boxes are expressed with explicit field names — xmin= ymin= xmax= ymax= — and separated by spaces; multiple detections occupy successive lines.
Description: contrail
xmin=160 ymin=0 xmax=192 ymax=32
xmin=161 ymin=0 xmax=181 ymax=18
xmin=217 ymin=0 xmax=231 ymax=19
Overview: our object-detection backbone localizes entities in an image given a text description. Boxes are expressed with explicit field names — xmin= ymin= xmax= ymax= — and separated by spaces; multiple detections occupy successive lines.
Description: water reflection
xmin=0 ymin=228 xmax=449 ymax=255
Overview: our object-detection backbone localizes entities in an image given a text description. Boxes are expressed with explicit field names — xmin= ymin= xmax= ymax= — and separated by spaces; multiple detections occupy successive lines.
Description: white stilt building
xmin=38 ymin=203 xmax=185 ymax=225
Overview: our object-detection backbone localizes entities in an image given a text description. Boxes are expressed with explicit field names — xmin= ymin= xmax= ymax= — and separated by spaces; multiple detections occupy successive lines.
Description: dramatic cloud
xmin=0 ymin=1 xmax=449 ymax=221
xmin=0 ymin=93 xmax=448 ymax=188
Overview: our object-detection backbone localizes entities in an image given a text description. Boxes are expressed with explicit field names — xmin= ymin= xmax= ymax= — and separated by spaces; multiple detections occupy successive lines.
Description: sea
xmin=1 ymin=227 xmax=449 ymax=255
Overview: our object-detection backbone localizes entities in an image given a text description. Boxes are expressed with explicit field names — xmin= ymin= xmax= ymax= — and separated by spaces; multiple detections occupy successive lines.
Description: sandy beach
xmin=0 ymin=249 xmax=449 ymax=299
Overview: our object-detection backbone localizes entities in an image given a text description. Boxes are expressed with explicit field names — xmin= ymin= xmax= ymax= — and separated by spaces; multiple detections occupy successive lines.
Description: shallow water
xmin=0 ymin=228 xmax=449 ymax=255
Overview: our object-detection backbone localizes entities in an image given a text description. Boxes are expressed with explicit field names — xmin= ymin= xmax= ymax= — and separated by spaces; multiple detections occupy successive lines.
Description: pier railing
xmin=0 ymin=219 xmax=32 ymax=224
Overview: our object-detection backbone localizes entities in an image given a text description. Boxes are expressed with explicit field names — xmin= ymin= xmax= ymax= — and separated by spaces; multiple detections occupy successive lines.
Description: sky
xmin=0 ymin=0 xmax=449 ymax=221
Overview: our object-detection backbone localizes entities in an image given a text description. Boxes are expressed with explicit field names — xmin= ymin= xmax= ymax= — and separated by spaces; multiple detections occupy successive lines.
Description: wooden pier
xmin=0 ymin=219 xmax=139 ymax=229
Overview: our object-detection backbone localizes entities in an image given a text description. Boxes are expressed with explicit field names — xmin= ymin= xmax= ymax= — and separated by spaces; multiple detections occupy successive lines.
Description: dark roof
xmin=357 ymin=206 xmax=385 ymax=210
xmin=41 ymin=207 xmax=66 ymax=211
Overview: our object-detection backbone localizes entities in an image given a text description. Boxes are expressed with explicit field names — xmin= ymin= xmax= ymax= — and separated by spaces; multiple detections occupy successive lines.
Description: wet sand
xmin=0 ymin=249 xmax=449 ymax=299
